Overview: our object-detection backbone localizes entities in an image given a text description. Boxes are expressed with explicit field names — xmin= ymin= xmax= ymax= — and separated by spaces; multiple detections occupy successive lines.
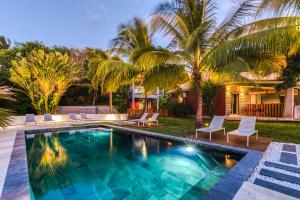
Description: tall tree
xmin=9 ymin=50 xmax=82 ymax=114
xmin=84 ymin=48 xmax=110 ymax=106
xmin=135 ymin=0 xmax=300 ymax=127
xmin=98 ymin=17 xmax=188 ymax=110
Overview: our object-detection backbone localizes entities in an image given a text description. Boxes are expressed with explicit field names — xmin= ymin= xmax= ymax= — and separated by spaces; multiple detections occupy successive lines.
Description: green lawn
xmin=135 ymin=117 xmax=300 ymax=144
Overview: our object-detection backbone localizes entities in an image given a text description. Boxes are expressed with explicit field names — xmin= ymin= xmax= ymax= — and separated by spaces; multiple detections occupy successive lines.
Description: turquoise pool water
xmin=26 ymin=128 xmax=243 ymax=200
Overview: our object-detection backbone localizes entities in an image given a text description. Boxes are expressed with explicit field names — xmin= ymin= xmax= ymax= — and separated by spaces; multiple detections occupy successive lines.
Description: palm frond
xmin=0 ymin=108 xmax=14 ymax=129
xmin=143 ymin=64 xmax=189 ymax=93
xmin=136 ymin=49 xmax=187 ymax=70
xmin=258 ymin=0 xmax=300 ymax=16
xmin=210 ymin=26 xmax=300 ymax=68
xmin=211 ymin=0 xmax=258 ymax=45
xmin=97 ymin=59 xmax=138 ymax=93
xmin=226 ymin=17 xmax=300 ymax=39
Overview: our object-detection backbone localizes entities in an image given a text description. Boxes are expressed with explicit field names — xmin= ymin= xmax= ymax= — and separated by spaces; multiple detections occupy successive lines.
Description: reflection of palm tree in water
xmin=28 ymin=134 xmax=68 ymax=196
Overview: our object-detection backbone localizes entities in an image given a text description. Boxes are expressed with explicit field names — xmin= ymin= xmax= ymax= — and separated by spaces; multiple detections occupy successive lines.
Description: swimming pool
xmin=25 ymin=128 xmax=244 ymax=200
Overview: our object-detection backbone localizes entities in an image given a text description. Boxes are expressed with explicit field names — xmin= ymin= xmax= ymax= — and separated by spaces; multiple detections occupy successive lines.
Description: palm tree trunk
xmin=109 ymin=92 xmax=113 ymax=114
xmin=194 ymin=73 xmax=203 ymax=128
xmin=92 ymin=91 xmax=97 ymax=106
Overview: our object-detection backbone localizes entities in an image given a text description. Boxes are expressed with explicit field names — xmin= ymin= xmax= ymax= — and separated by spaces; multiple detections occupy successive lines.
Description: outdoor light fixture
xmin=166 ymin=142 xmax=172 ymax=147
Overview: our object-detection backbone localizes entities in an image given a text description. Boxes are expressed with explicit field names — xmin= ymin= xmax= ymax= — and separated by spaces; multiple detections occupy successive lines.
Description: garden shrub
xmin=170 ymin=103 xmax=191 ymax=117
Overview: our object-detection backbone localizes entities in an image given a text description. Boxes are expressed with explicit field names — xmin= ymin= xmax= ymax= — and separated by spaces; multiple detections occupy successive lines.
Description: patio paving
xmin=233 ymin=182 xmax=298 ymax=200
xmin=248 ymin=142 xmax=300 ymax=199
xmin=188 ymin=133 xmax=271 ymax=152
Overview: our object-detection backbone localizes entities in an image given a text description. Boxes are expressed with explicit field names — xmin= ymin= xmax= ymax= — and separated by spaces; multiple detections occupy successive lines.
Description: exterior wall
xmin=225 ymin=86 xmax=252 ymax=116
xmin=58 ymin=106 xmax=117 ymax=114
xmin=170 ymin=87 xmax=225 ymax=116
xmin=283 ymin=88 xmax=294 ymax=118
xmin=185 ymin=91 xmax=198 ymax=115
xmin=215 ymin=87 xmax=226 ymax=115
xmin=225 ymin=85 xmax=287 ymax=117
xmin=239 ymin=89 xmax=251 ymax=115
xmin=225 ymin=87 xmax=232 ymax=116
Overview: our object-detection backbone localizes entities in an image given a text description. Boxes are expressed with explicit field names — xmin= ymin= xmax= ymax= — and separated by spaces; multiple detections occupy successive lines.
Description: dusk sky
xmin=0 ymin=0 xmax=234 ymax=49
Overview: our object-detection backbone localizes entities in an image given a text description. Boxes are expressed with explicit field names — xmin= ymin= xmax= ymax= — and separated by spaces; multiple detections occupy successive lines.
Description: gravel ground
xmin=248 ymin=142 xmax=300 ymax=190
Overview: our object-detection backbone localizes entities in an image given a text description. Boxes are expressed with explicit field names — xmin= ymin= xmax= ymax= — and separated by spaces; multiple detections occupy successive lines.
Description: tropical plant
xmin=0 ymin=36 xmax=11 ymax=49
xmin=0 ymin=86 xmax=14 ymax=128
xmin=9 ymin=49 xmax=81 ymax=114
xmin=85 ymin=48 xmax=110 ymax=106
xmin=277 ymin=54 xmax=300 ymax=89
xmin=112 ymin=86 xmax=130 ymax=113
xmin=133 ymin=0 xmax=300 ymax=127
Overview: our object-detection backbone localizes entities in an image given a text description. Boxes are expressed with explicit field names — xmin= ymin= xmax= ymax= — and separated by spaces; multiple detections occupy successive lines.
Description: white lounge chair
xmin=137 ymin=113 xmax=159 ymax=127
xmin=116 ymin=113 xmax=148 ymax=125
xmin=25 ymin=114 xmax=37 ymax=125
xmin=43 ymin=114 xmax=55 ymax=124
xmin=226 ymin=117 xmax=258 ymax=147
xmin=196 ymin=116 xmax=225 ymax=140
xmin=69 ymin=113 xmax=80 ymax=121
xmin=80 ymin=113 xmax=93 ymax=121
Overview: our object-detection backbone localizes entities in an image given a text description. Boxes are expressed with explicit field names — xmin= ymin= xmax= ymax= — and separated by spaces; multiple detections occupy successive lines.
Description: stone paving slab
xmin=280 ymin=152 xmax=298 ymax=165
xmin=282 ymin=144 xmax=296 ymax=153
xmin=259 ymin=168 xmax=300 ymax=185
xmin=265 ymin=161 xmax=300 ymax=174
xmin=254 ymin=178 xmax=300 ymax=199
xmin=1 ymin=131 xmax=30 ymax=200
xmin=233 ymin=182 xmax=298 ymax=200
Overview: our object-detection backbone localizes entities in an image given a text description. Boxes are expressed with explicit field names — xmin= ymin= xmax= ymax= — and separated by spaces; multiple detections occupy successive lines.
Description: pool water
xmin=26 ymin=128 xmax=243 ymax=200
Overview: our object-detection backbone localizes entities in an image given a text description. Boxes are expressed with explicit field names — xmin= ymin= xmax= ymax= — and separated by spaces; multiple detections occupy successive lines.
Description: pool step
xmin=259 ymin=168 xmax=300 ymax=185
xmin=264 ymin=161 xmax=300 ymax=174
xmin=254 ymin=179 xmax=300 ymax=199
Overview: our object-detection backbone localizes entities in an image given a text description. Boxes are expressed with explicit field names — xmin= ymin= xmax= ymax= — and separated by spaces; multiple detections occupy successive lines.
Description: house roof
xmin=169 ymin=72 xmax=283 ymax=93
xmin=239 ymin=72 xmax=280 ymax=81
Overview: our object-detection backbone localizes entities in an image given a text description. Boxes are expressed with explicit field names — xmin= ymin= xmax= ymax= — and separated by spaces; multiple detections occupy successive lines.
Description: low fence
xmin=127 ymin=108 xmax=169 ymax=118
xmin=247 ymin=104 xmax=284 ymax=117
xmin=8 ymin=114 xmax=128 ymax=126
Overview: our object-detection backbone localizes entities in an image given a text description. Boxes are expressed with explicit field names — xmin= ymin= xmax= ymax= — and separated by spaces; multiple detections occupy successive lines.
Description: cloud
xmin=70 ymin=0 xmax=107 ymax=26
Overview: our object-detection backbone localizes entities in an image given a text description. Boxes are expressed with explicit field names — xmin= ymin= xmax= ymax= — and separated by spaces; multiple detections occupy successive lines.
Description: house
xmin=128 ymin=84 xmax=165 ymax=117
xmin=172 ymin=72 xmax=300 ymax=119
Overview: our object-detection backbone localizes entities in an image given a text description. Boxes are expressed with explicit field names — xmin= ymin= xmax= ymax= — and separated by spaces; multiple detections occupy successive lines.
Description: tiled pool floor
xmin=26 ymin=130 xmax=239 ymax=200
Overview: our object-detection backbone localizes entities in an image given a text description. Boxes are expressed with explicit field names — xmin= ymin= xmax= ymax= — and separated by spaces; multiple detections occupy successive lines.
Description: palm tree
xmin=86 ymin=48 xmax=120 ymax=113
xmin=98 ymin=18 xmax=188 ymax=114
xmin=0 ymin=86 xmax=14 ymax=128
xmin=135 ymin=0 xmax=300 ymax=127
xmin=85 ymin=48 xmax=108 ymax=106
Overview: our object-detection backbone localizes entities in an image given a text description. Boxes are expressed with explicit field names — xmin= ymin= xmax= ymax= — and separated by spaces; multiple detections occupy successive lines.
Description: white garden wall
xmin=8 ymin=114 xmax=128 ymax=126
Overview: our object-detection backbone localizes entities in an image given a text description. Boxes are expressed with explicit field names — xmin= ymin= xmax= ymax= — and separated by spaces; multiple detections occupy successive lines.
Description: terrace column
xmin=156 ymin=87 xmax=160 ymax=112
xmin=132 ymin=83 xmax=135 ymax=110
xmin=283 ymin=88 xmax=294 ymax=118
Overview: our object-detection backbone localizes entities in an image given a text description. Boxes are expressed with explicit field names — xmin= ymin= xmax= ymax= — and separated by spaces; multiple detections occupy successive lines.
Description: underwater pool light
xmin=186 ymin=146 xmax=195 ymax=152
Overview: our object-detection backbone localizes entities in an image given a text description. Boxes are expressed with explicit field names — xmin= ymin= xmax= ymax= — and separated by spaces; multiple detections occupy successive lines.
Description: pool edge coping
xmin=1 ymin=124 xmax=263 ymax=200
